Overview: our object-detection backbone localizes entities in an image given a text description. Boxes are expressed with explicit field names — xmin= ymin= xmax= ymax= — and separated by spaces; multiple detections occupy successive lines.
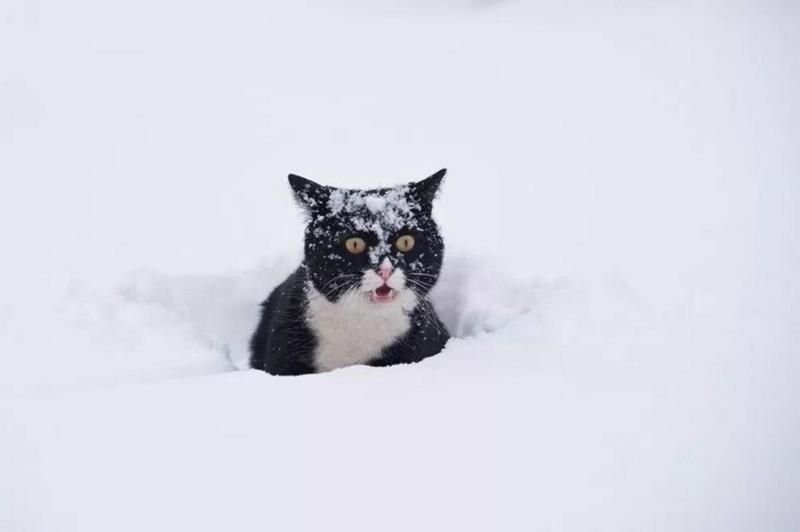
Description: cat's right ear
xmin=288 ymin=173 xmax=329 ymax=214
xmin=410 ymin=168 xmax=446 ymax=204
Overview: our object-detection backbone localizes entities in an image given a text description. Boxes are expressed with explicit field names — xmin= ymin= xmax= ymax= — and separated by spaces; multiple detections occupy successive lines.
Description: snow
xmin=2 ymin=0 xmax=800 ymax=531
xmin=326 ymin=184 xmax=420 ymax=262
xmin=364 ymin=194 xmax=387 ymax=213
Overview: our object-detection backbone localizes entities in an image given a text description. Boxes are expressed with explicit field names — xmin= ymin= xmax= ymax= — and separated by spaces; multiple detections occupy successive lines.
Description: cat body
xmin=250 ymin=170 xmax=449 ymax=375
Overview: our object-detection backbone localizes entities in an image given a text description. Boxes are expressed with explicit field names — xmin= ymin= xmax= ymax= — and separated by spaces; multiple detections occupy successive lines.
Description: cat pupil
xmin=396 ymin=235 xmax=415 ymax=252
xmin=345 ymin=237 xmax=366 ymax=254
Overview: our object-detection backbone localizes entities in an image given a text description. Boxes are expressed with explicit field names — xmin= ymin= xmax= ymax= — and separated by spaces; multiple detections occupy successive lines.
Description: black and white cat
xmin=250 ymin=169 xmax=450 ymax=375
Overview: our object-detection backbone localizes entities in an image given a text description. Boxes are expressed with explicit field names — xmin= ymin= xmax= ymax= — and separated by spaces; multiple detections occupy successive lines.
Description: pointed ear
xmin=288 ymin=173 xmax=330 ymax=213
xmin=411 ymin=168 xmax=446 ymax=204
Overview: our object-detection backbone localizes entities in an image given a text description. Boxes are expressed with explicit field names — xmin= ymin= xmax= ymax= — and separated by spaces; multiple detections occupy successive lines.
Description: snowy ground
xmin=1 ymin=0 xmax=799 ymax=530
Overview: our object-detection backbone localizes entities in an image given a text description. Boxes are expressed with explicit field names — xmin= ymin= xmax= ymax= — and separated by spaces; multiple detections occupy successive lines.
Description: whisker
xmin=325 ymin=281 xmax=359 ymax=298
xmin=405 ymin=277 xmax=436 ymax=289
xmin=407 ymin=272 xmax=439 ymax=279
xmin=405 ymin=278 xmax=434 ymax=293
xmin=319 ymin=273 xmax=360 ymax=292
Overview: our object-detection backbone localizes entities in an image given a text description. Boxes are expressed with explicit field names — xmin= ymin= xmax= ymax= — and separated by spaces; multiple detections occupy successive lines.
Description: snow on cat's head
xmin=288 ymin=169 xmax=446 ymax=305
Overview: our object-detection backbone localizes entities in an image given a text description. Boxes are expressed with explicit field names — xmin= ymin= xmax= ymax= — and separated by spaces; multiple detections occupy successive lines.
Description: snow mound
xmin=121 ymin=253 xmax=553 ymax=371
xmin=0 ymin=252 xmax=567 ymax=396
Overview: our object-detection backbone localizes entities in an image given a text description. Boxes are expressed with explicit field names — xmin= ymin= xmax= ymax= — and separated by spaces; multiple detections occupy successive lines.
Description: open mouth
xmin=370 ymin=284 xmax=395 ymax=303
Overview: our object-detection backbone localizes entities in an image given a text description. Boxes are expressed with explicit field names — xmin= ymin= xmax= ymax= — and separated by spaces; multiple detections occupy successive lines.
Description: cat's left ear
xmin=288 ymin=173 xmax=330 ymax=214
xmin=410 ymin=168 xmax=446 ymax=205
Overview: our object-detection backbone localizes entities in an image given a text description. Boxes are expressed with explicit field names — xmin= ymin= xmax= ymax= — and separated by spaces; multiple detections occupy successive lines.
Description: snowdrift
xmin=1 ymin=0 xmax=798 ymax=530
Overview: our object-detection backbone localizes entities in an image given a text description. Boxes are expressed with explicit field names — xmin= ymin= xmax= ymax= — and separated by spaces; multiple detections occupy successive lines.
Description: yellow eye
xmin=395 ymin=235 xmax=415 ymax=253
xmin=344 ymin=237 xmax=367 ymax=255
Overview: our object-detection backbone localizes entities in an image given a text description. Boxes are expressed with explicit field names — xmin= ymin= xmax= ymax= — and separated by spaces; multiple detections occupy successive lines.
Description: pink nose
xmin=378 ymin=261 xmax=393 ymax=281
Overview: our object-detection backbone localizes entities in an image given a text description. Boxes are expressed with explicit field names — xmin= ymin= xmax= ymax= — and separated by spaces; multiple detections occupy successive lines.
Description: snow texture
xmin=1 ymin=0 xmax=799 ymax=531
xmin=327 ymin=185 xmax=418 ymax=263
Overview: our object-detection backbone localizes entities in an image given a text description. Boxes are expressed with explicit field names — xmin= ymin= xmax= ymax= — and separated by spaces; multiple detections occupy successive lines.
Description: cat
xmin=249 ymin=169 xmax=450 ymax=375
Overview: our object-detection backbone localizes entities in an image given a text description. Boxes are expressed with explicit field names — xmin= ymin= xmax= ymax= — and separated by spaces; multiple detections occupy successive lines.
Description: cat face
xmin=288 ymin=169 xmax=446 ymax=306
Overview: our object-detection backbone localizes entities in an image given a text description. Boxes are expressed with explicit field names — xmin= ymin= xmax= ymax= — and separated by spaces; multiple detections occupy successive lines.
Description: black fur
xmin=249 ymin=267 xmax=317 ymax=375
xmin=249 ymin=170 xmax=449 ymax=375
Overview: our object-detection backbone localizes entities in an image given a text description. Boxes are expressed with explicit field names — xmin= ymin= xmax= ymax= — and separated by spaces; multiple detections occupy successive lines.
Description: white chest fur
xmin=305 ymin=283 xmax=416 ymax=372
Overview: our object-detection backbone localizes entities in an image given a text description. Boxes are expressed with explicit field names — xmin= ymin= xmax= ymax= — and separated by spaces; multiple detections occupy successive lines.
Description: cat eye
xmin=344 ymin=237 xmax=367 ymax=255
xmin=395 ymin=235 xmax=415 ymax=253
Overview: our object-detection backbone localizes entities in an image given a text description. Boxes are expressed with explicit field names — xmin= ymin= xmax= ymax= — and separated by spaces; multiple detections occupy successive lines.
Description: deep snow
xmin=1 ymin=0 xmax=799 ymax=530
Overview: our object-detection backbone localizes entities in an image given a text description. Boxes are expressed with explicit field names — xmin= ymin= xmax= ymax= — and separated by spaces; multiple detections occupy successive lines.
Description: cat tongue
xmin=371 ymin=284 xmax=394 ymax=302
xmin=375 ymin=285 xmax=392 ymax=297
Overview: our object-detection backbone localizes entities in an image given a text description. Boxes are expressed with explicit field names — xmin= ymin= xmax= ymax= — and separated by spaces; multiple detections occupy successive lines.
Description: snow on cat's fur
xmin=249 ymin=170 xmax=449 ymax=375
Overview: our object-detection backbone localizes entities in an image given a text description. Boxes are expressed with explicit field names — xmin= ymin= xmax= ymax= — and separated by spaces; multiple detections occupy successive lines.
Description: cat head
xmin=288 ymin=169 xmax=446 ymax=306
